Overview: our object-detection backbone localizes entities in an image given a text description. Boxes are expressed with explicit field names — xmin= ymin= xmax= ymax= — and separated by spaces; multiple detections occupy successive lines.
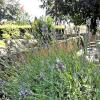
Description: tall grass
xmin=0 ymin=47 xmax=100 ymax=100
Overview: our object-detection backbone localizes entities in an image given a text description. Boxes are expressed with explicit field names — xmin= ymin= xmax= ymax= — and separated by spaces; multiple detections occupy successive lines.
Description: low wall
xmin=0 ymin=39 xmax=37 ymax=56
xmin=0 ymin=37 xmax=82 ymax=66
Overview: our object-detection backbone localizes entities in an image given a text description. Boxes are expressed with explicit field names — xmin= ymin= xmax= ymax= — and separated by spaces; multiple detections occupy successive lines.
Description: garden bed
xmin=0 ymin=48 xmax=100 ymax=99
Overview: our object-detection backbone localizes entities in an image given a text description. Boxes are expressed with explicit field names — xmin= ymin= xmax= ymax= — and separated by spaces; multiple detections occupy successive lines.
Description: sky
xmin=19 ymin=0 xmax=46 ymax=19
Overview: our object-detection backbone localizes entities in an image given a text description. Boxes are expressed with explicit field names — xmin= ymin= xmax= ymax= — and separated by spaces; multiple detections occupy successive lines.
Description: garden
xmin=0 ymin=0 xmax=100 ymax=100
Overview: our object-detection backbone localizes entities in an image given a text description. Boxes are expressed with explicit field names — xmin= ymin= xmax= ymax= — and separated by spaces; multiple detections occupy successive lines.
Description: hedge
xmin=0 ymin=24 xmax=31 ymax=29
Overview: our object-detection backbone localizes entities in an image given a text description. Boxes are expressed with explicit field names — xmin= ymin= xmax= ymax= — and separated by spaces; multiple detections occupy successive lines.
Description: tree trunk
xmin=90 ymin=17 xmax=97 ymax=35
xmin=90 ymin=34 xmax=96 ymax=42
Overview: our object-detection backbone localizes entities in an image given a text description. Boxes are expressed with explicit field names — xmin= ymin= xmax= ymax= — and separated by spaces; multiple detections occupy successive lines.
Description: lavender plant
xmin=0 ymin=49 xmax=99 ymax=100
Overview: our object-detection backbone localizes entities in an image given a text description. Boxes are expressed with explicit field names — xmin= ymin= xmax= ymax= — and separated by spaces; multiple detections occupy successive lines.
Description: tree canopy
xmin=0 ymin=0 xmax=4 ymax=5
xmin=40 ymin=0 xmax=100 ymax=34
xmin=0 ymin=0 xmax=22 ymax=21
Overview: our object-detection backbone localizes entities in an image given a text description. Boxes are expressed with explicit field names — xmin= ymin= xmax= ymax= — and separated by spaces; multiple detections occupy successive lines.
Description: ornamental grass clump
xmin=0 ymin=49 xmax=100 ymax=100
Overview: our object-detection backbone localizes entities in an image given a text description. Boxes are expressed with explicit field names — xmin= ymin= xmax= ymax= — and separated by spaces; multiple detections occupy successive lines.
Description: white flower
xmin=55 ymin=58 xmax=65 ymax=71
xmin=77 ymin=49 xmax=84 ymax=56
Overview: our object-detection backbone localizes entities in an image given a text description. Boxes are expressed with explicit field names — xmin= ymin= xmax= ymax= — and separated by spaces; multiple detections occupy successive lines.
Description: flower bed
xmin=0 ymin=48 xmax=99 ymax=99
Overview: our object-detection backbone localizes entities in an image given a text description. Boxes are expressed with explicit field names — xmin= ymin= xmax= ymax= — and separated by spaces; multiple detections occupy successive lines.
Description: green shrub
xmin=0 ymin=41 xmax=6 ymax=47
xmin=32 ymin=17 xmax=54 ymax=46
xmin=0 ymin=24 xmax=31 ymax=29
xmin=10 ymin=29 xmax=20 ymax=39
xmin=0 ymin=25 xmax=32 ymax=39
xmin=1 ymin=28 xmax=20 ymax=39
xmin=2 ymin=33 xmax=11 ymax=39
xmin=24 ymin=32 xmax=33 ymax=40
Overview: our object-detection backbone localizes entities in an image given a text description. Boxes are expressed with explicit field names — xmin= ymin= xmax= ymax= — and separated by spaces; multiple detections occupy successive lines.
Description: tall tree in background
xmin=40 ymin=0 xmax=100 ymax=35
xmin=0 ymin=0 xmax=21 ymax=21
xmin=0 ymin=0 xmax=4 ymax=5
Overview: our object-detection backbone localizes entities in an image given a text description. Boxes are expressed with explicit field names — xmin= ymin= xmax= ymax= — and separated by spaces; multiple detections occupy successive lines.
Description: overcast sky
xmin=19 ymin=0 xmax=46 ymax=19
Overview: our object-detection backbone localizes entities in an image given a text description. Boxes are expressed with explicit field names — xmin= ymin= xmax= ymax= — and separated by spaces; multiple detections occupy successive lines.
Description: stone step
xmin=89 ymin=42 xmax=96 ymax=44
xmin=96 ymin=40 xmax=100 ymax=42
xmin=88 ymin=45 xmax=96 ymax=48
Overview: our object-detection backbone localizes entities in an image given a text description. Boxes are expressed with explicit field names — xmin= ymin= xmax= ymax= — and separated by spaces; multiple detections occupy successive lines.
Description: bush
xmin=0 ymin=25 xmax=32 ymax=39
xmin=2 ymin=33 xmax=11 ymax=39
xmin=24 ymin=32 xmax=34 ymax=40
xmin=32 ymin=17 xmax=54 ymax=46
xmin=11 ymin=29 xmax=20 ymax=39
xmin=0 ymin=41 xmax=6 ymax=47
xmin=1 ymin=28 xmax=20 ymax=39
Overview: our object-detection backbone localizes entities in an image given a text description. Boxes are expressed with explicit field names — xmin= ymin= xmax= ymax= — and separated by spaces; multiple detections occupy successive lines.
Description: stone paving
xmin=77 ymin=41 xmax=100 ymax=64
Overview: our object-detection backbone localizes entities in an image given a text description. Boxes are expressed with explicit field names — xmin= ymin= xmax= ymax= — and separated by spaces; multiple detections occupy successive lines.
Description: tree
xmin=18 ymin=12 xmax=31 ymax=24
xmin=0 ymin=0 xmax=21 ymax=21
xmin=0 ymin=0 xmax=4 ymax=5
xmin=40 ymin=0 xmax=100 ymax=35
xmin=32 ymin=17 xmax=54 ymax=46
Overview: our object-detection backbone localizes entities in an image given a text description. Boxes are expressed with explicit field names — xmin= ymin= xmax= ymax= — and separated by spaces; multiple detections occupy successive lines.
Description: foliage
xmin=0 ymin=40 xmax=6 ymax=47
xmin=1 ymin=28 xmax=20 ymax=39
xmin=40 ymin=0 xmax=100 ymax=35
xmin=18 ymin=12 xmax=31 ymax=24
xmin=0 ymin=0 xmax=31 ymax=22
xmin=10 ymin=29 xmax=20 ymax=39
xmin=0 ymin=25 xmax=33 ymax=40
xmin=2 ymin=33 xmax=11 ymax=39
xmin=0 ymin=0 xmax=4 ymax=5
xmin=0 ymin=0 xmax=22 ymax=21
xmin=0 ymin=24 xmax=31 ymax=29
xmin=0 ymin=49 xmax=100 ymax=99
xmin=32 ymin=17 xmax=54 ymax=46
xmin=45 ymin=16 xmax=54 ymax=32
xmin=24 ymin=32 xmax=34 ymax=40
